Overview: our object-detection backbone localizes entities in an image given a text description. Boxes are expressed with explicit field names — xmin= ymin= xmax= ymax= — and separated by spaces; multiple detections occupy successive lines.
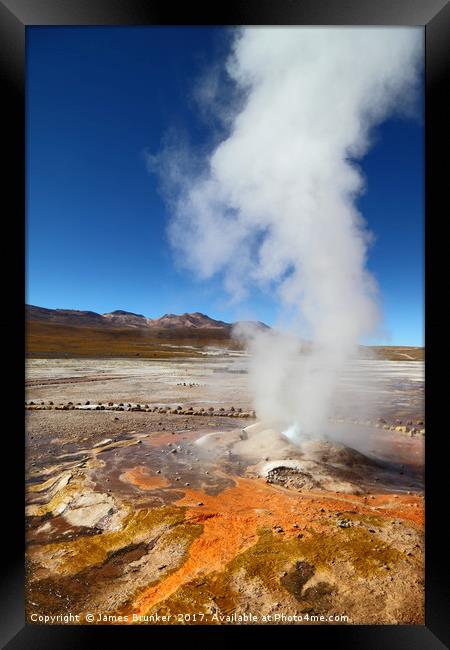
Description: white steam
xmin=153 ymin=28 xmax=423 ymax=441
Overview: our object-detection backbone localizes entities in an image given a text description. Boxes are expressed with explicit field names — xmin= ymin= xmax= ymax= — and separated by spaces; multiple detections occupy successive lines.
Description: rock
xmin=337 ymin=519 xmax=351 ymax=528
xmin=170 ymin=449 xmax=177 ymax=454
xmin=63 ymin=492 xmax=116 ymax=528
xmin=197 ymin=502 xmax=204 ymax=506
xmin=239 ymin=430 xmax=248 ymax=441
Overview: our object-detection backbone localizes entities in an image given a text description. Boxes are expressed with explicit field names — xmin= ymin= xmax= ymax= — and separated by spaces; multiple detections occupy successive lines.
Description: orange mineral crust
xmin=129 ymin=476 xmax=423 ymax=616
xmin=120 ymin=466 xmax=170 ymax=490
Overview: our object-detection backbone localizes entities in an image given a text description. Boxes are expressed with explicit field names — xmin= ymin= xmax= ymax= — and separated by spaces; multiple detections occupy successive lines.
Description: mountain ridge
xmin=25 ymin=304 xmax=269 ymax=332
xmin=25 ymin=305 xmax=423 ymax=360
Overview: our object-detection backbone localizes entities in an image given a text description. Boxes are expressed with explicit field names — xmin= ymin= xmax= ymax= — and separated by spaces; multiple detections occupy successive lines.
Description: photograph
xmin=25 ymin=25 xmax=425 ymax=626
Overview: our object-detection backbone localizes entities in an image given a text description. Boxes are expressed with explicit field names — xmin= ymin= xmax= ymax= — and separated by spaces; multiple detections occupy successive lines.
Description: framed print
xmin=1 ymin=0 xmax=448 ymax=647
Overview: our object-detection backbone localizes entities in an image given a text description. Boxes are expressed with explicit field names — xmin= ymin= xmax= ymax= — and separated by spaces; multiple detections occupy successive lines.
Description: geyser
xmin=152 ymin=27 xmax=423 ymax=441
xmin=281 ymin=422 xmax=308 ymax=444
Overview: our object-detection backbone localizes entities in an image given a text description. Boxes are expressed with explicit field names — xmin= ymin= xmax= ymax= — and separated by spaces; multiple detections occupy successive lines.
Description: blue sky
xmin=26 ymin=27 xmax=424 ymax=345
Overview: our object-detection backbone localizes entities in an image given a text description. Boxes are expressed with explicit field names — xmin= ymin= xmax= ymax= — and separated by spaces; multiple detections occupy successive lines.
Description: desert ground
xmin=25 ymin=349 xmax=424 ymax=625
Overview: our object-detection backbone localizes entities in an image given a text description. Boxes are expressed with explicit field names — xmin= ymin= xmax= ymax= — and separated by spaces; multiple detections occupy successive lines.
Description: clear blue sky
xmin=26 ymin=27 xmax=424 ymax=346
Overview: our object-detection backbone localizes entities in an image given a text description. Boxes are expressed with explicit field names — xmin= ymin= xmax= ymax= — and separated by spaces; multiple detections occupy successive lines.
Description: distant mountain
xmin=150 ymin=312 xmax=231 ymax=330
xmin=26 ymin=304 xmax=269 ymax=358
xmin=103 ymin=310 xmax=151 ymax=328
xmin=25 ymin=304 xmax=265 ymax=333
xmin=26 ymin=305 xmax=106 ymax=327
xmin=25 ymin=305 xmax=423 ymax=361
xmin=233 ymin=320 xmax=271 ymax=332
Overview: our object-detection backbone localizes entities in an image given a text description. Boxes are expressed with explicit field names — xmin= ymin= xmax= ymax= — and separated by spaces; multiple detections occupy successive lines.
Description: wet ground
xmin=25 ymin=354 xmax=424 ymax=625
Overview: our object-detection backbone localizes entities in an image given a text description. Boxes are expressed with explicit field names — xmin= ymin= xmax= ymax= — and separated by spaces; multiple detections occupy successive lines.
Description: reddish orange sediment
xmin=119 ymin=466 xmax=170 ymax=490
xmin=128 ymin=476 xmax=423 ymax=616
xmin=357 ymin=492 xmax=424 ymax=526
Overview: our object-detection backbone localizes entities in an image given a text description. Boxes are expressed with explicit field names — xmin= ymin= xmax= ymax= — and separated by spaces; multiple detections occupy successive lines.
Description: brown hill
xmin=26 ymin=305 xmax=106 ymax=328
xmin=25 ymin=305 xmax=238 ymax=358
xmin=151 ymin=312 xmax=231 ymax=330
xmin=25 ymin=305 xmax=423 ymax=361
xmin=102 ymin=310 xmax=152 ymax=328
xmin=25 ymin=305 xmax=233 ymax=332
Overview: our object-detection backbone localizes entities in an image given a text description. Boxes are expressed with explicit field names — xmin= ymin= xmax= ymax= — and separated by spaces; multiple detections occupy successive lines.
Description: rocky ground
xmin=25 ymin=356 xmax=424 ymax=625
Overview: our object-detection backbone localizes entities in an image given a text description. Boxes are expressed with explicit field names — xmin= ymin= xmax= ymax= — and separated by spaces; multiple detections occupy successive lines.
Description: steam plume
xmin=153 ymin=28 xmax=423 ymax=440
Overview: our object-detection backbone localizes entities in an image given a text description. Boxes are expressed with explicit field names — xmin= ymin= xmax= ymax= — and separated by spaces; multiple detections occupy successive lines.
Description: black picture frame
xmin=2 ymin=0 xmax=448 ymax=647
